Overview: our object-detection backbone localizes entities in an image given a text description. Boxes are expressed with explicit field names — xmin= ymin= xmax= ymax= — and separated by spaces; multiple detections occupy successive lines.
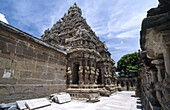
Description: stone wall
xmin=0 ymin=21 xmax=67 ymax=103
xmin=139 ymin=1 xmax=170 ymax=110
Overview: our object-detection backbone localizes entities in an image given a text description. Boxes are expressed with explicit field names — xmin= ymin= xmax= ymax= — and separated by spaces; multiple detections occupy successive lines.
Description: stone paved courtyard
xmin=38 ymin=91 xmax=142 ymax=110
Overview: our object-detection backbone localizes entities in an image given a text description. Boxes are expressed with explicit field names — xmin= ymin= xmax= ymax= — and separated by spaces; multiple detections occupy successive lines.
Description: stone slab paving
xmin=37 ymin=91 xmax=142 ymax=110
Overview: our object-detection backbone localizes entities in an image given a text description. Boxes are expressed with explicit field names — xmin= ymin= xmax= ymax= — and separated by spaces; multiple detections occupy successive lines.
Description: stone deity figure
xmin=104 ymin=69 xmax=109 ymax=78
xmin=104 ymin=68 xmax=110 ymax=85
xmin=67 ymin=67 xmax=72 ymax=84
xmin=90 ymin=67 xmax=95 ymax=84
xmin=84 ymin=66 xmax=90 ymax=84
xmin=78 ymin=66 xmax=83 ymax=84
xmin=95 ymin=69 xmax=99 ymax=84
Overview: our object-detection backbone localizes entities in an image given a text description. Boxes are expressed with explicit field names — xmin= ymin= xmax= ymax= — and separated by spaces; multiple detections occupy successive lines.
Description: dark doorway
xmin=97 ymin=69 xmax=102 ymax=84
xmin=126 ymin=81 xmax=129 ymax=91
xmin=72 ymin=64 xmax=79 ymax=84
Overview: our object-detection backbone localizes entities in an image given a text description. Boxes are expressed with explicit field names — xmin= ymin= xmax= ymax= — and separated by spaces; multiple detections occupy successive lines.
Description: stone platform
xmin=67 ymin=84 xmax=100 ymax=99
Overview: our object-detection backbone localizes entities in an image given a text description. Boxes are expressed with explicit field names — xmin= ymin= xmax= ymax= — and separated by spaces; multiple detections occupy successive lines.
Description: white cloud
xmin=0 ymin=13 xmax=8 ymax=24
xmin=116 ymin=29 xmax=139 ymax=38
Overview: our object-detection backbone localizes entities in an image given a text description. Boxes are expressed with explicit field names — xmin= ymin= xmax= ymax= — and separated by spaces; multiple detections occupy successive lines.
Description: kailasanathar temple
xmin=0 ymin=3 xmax=117 ymax=103
xmin=0 ymin=1 xmax=170 ymax=110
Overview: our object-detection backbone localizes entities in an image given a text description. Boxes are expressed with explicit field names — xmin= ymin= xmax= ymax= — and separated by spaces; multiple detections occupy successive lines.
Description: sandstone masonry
xmin=0 ymin=21 xmax=67 ymax=103
xmin=138 ymin=0 xmax=170 ymax=110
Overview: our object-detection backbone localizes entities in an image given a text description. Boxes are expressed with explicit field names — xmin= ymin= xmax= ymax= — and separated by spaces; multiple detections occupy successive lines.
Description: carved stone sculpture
xmin=95 ymin=69 xmax=99 ymax=84
xmin=78 ymin=66 xmax=83 ymax=84
xmin=67 ymin=67 xmax=72 ymax=84
xmin=84 ymin=66 xmax=90 ymax=84
xmin=90 ymin=67 xmax=95 ymax=84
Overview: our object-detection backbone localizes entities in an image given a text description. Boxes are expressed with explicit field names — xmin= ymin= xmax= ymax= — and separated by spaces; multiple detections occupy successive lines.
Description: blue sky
xmin=0 ymin=0 xmax=158 ymax=64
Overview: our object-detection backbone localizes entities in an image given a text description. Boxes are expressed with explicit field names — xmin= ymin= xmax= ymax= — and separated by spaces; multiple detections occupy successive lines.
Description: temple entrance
xmin=97 ymin=69 xmax=102 ymax=84
xmin=72 ymin=63 xmax=79 ymax=84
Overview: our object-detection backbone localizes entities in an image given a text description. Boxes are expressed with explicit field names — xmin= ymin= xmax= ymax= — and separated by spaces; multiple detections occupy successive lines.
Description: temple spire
xmin=68 ymin=2 xmax=82 ymax=16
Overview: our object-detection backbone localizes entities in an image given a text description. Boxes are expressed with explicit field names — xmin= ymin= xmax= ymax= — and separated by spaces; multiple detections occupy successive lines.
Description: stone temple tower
xmin=41 ymin=3 xmax=117 ymax=99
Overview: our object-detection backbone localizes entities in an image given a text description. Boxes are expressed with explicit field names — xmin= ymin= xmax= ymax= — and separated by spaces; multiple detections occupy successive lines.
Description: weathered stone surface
xmin=0 ymin=102 xmax=16 ymax=110
xmin=99 ymin=88 xmax=110 ymax=96
xmin=25 ymin=98 xmax=51 ymax=109
xmin=16 ymin=100 xmax=27 ymax=110
xmin=86 ymin=94 xmax=100 ymax=103
xmin=53 ymin=93 xmax=71 ymax=104
xmin=0 ymin=22 xmax=67 ymax=103
xmin=139 ymin=1 xmax=170 ymax=109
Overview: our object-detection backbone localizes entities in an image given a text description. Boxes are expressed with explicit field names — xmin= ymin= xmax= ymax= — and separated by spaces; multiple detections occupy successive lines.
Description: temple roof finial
xmin=74 ymin=2 xmax=77 ymax=6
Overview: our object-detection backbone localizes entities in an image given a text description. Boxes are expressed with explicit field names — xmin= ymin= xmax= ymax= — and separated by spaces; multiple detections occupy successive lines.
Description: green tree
xmin=117 ymin=52 xmax=139 ymax=73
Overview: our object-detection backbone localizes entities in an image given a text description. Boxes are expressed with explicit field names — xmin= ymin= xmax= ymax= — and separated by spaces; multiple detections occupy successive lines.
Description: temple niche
xmin=139 ymin=0 xmax=170 ymax=110
xmin=41 ymin=3 xmax=117 ymax=100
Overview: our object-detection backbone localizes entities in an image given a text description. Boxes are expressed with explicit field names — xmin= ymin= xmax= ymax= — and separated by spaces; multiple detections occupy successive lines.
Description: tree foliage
xmin=117 ymin=52 xmax=139 ymax=72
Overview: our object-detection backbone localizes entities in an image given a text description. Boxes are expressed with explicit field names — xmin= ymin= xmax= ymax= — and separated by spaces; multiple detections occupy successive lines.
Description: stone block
xmin=20 ymin=71 xmax=32 ymax=78
xmin=0 ymin=51 xmax=11 ymax=59
xmin=25 ymin=98 xmax=51 ymax=110
xmin=36 ymin=53 xmax=48 ymax=62
xmin=0 ymin=59 xmax=5 ymax=69
xmin=53 ymin=93 xmax=71 ymax=104
xmin=8 ymin=43 xmax=16 ymax=53
xmin=16 ymin=46 xmax=23 ymax=55
xmin=14 ymin=86 xmax=33 ymax=94
xmin=42 ymin=73 xmax=55 ymax=80
xmin=55 ymin=74 xmax=65 ymax=80
xmin=14 ymin=70 xmax=20 ymax=78
xmin=0 ymin=68 xmax=4 ymax=78
xmin=17 ymin=79 xmax=45 ymax=84
xmin=48 ymin=57 xmax=58 ymax=64
xmin=17 ymin=41 xmax=28 ymax=48
xmin=23 ymin=48 xmax=36 ymax=58
xmin=23 ymin=62 xmax=31 ymax=71
xmin=16 ymin=100 xmax=27 ymax=110
xmin=32 ymin=71 xmax=42 ymax=79
xmin=0 ymin=40 xmax=7 ymax=52
xmin=0 ymin=86 xmax=15 ymax=95
xmin=48 ymin=85 xmax=66 ymax=93
xmin=0 ymin=102 xmax=16 ymax=109
xmin=0 ymin=78 xmax=17 ymax=84
xmin=33 ymin=86 xmax=46 ymax=94
xmin=47 ymin=67 xmax=56 ymax=73
xmin=15 ymin=54 xmax=24 ymax=61
xmin=0 ymin=35 xmax=16 ymax=44
xmin=36 ymin=65 xmax=46 ymax=72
